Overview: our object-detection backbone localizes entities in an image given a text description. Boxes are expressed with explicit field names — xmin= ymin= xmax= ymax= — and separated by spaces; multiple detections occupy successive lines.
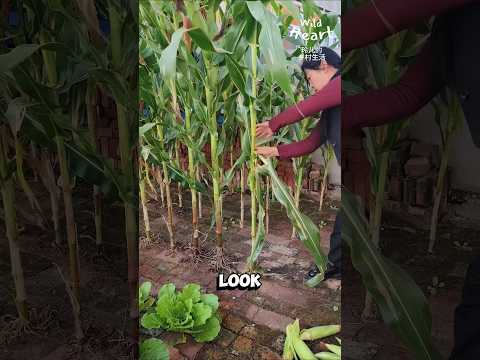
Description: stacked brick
xmin=342 ymin=131 xmax=371 ymax=205
xmin=388 ymin=140 xmax=449 ymax=211
xmin=95 ymin=89 xmax=121 ymax=168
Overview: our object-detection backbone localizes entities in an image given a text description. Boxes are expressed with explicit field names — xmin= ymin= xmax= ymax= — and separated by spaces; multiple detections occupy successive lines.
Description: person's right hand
xmin=255 ymin=121 xmax=274 ymax=140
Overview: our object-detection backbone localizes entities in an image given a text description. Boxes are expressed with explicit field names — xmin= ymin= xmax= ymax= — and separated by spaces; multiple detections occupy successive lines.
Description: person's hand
xmin=255 ymin=146 xmax=279 ymax=158
xmin=256 ymin=122 xmax=274 ymax=140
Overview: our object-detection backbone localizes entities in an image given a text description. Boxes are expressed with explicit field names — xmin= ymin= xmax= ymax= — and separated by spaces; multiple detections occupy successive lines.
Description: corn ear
xmin=292 ymin=338 xmax=317 ymax=360
xmin=314 ymin=352 xmax=340 ymax=360
xmin=283 ymin=323 xmax=295 ymax=360
xmin=300 ymin=325 xmax=340 ymax=341
xmin=324 ymin=344 xmax=341 ymax=356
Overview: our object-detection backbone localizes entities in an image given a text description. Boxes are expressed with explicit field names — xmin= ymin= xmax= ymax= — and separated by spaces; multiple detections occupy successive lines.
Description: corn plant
xmin=0 ymin=125 xmax=28 ymax=323
xmin=341 ymin=191 xmax=441 ymax=359
xmin=319 ymin=143 xmax=335 ymax=211
xmin=428 ymin=89 xmax=462 ymax=253
xmin=343 ymin=27 xmax=427 ymax=319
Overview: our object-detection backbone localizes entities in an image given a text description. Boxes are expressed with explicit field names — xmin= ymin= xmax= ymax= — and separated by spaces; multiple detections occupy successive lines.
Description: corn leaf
xmin=259 ymin=157 xmax=327 ymax=281
xmin=341 ymin=190 xmax=441 ymax=360
xmin=158 ymin=28 xmax=187 ymax=81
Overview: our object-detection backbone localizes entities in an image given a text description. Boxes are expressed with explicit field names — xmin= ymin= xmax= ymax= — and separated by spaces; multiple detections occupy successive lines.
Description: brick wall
xmin=94 ymin=89 xmax=121 ymax=168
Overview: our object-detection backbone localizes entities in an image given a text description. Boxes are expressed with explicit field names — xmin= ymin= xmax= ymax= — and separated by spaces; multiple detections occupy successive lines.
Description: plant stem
xmin=55 ymin=134 xmax=81 ymax=299
xmin=0 ymin=128 xmax=28 ymax=322
xmin=185 ymin=110 xmax=199 ymax=251
xmin=139 ymin=165 xmax=151 ymax=243
xmin=197 ymin=166 xmax=202 ymax=219
xmin=428 ymin=142 xmax=450 ymax=253
xmin=155 ymin=166 xmax=165 ymax=207
xmin=248 ymin=39 xmax=258 ymax=242
xmin=319 ymin=167 xmax=328 ymax=211
xmin=292 ymin=165 xmax=304 ymax=239
xmin=41 ymin=29 xmax=81 ymax=300
xmin=266 ymin=177 xmax=270 ymax=234
xmin=14 ymin=135 xmax=44 ymax=227
xmin=40 ymin=150 xmax=62 ymax=245
xmin=157 ymin=125 xmax=174 ymax=247
xmin=86 ymin=81 xmax=103 ymax=247
xmin=240 ymin=163 xmax=245 ymax=229
xmin=109 ymin=3 xmax=138 ymax=337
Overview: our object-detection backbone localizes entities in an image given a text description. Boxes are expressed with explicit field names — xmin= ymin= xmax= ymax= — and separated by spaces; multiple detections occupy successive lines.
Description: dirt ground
xmin=341 ymin=198 xmax=480 ymax=359
xmin=0 ymin=182 xmax=134 ymax=360
xmin=139 ymin=188 xmax=341 ymax=359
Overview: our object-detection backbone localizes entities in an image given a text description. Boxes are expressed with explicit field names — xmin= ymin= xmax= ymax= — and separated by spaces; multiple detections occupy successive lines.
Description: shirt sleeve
xmin=268 ymin=76 xmax=341 ymax=133
xmin=343 ymin=39 xmax=445 ymax=130
xmin=277 ymin=121 xmax=323 ymax=160
xmin=343 ymin=0 xmax=473 ymax=52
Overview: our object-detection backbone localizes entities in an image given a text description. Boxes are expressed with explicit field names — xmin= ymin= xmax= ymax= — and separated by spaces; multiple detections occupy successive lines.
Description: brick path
xmin=140 ymin=192 xmax=341 ymax=359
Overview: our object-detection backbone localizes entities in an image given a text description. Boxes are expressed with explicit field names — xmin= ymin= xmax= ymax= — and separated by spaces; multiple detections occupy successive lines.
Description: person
xmin=342 ymin=1 xmax=479 ymax=358
xmin=255 ymin=46 xmax=342 ymax=287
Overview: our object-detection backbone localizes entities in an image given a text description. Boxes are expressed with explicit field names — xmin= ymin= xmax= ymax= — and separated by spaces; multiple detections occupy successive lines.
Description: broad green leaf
xmin=259 ymin=158 xmax=327 ymax=281
xmin=191 ymin=316 xmax=221 ymax=343
xmin=341 ymin=191 xmax=441 ymax=360
xmin=141 ymin=313 xmax=163 ymax=329
xmin=139 ymin=281 xmax=152 ymax=301
xmin=140 ymin=338 xmax=169 ymax=360
xmin=179 ymin=283 xmax=202 ymax=304
xmin=188 ymin=28 xmax=215 ymax=52
xmin=0 ymin=44 xmax=50 ymax=73
xmin=246 ymin=2 xmax=294 ymax=100
xmin=158 ymin=28 xmax=187 ymax=81
xmin=200 ymin=294 xmax=219 ymax=312
xmin=191 ymin=302 xmax=212 ymax=327
xmin=158 ymin=283 xmax=176 ymax=299
xmin=225 ymin=55 xmax=248 ymax=98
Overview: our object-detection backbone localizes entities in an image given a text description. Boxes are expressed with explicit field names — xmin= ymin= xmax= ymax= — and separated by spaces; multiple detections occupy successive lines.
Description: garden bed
xmin=139 ymin=190 xmax=341 ymax=359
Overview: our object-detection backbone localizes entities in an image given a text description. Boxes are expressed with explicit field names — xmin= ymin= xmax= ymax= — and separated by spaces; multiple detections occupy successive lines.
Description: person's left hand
xmin=255 ymin=146 xmax=279 ymax=158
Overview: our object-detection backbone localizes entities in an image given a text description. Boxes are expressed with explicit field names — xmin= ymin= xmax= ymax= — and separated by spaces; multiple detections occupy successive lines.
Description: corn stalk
xmin=108 ymin=2 xmax=138 ymax=336
xmin=0 ymin=126 xmax=28 ymax=322
xmin=428 ymin=90 xmax=462 ymax=253
xmin=86 ymin=81 xmax=103 ymax=248
xmin=40 ymin=30 xmax=81 ymax=300
xmin=319 ymin=143 xmax=335 ymax=211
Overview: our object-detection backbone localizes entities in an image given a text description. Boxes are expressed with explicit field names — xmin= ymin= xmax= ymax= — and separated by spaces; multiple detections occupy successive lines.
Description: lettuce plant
xmin=140 ymin=283 xmax=221 ymax=343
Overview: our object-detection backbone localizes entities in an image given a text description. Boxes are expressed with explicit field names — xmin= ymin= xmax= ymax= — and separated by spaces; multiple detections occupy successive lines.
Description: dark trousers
xmin=328 ymin=213 xmax=342 ymax=270
xmin=450 ymin=255 xmax=480 ymax=359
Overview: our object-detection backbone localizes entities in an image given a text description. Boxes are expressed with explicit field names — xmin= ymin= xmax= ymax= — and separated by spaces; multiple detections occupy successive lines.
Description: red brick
xmin=253 ymin=308 xmax=294 ymax=332
xmin=232 ymin=336 xmax=253 ymax=354
xmin=177 ymin=341 xmax=204 ymax=359
xmin=404 ymin=157 xmax=431 ymax=177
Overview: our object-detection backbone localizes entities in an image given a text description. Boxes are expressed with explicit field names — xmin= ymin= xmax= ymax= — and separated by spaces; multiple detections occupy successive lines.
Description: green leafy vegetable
xmin=140 ymin=283 xmax=221 ymax=343
xmin=140 ymin=338 xmax=169 ymax=360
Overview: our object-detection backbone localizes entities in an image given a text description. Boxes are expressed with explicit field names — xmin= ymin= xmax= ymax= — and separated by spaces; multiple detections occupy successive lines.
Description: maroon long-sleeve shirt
xmin=343 ymin=0 xmax=474 ymax=130
xmin=268 ymin=75 xmax=341 ymax=159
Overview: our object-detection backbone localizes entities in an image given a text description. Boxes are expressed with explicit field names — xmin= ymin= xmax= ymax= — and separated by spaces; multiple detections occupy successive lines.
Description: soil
xmin=139 ymin=188 xmax=341 ymax=359
xmin=0 ymin=181 xmax=134 ymax=360
xmin=341 ymin=207 xmax=480 ymax=359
